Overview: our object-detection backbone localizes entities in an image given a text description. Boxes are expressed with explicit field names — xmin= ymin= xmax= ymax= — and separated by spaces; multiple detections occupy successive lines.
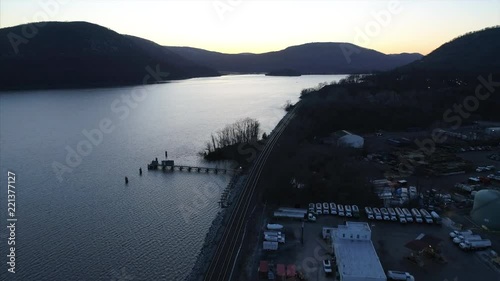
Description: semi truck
xmin=449 ymin=230 xmax=472 ymax=238
xmin=459 ymin=239 xmax=492 ymax=251
xmin=453 ymin=234 xmax=482 ymax=244
xmin=273 ymin=211 xmax=316 ymax=222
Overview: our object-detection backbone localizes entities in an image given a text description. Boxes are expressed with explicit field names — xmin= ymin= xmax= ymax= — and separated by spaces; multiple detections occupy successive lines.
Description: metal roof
xmin=333 ymin=232 xmax=386 ymax=279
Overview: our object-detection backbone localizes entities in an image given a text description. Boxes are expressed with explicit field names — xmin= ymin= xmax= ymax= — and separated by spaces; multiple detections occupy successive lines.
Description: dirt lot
xmin=258 ymin=215 xmax=500 ymax=281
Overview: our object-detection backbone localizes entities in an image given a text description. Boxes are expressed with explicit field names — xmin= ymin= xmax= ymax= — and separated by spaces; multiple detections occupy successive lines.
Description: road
xmin=203 ymin=105 xmax=299 ymax=281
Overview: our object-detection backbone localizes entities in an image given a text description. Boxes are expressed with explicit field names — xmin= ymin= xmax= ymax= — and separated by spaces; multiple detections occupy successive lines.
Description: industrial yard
xmin=251 ymin=123 xmax=500 ymax=281
xmin=254 ymin=211 xmax=500 ymax=281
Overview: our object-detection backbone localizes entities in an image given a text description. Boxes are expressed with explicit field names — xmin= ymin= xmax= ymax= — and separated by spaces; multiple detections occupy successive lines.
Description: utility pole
xmin=301 ymin=222 xmax=304 ymax=245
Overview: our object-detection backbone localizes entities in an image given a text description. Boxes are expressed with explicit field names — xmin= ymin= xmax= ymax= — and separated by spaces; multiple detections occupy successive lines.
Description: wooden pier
xmin=147 ymin=158 xmax=237 ymax=174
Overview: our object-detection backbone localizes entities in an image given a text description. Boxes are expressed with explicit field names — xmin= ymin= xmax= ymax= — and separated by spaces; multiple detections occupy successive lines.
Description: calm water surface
xmin=0 ymin=74 xmax=345 ymax=281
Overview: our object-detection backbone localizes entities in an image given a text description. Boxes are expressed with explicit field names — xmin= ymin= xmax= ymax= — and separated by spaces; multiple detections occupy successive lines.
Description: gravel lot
xmin=256 ymin=214 xmax=500 ymax=281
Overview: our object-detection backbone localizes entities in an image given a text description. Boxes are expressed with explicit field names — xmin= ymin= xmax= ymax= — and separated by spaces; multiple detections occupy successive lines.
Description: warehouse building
xmin=330 ymin=222 xmax=386 ymax=281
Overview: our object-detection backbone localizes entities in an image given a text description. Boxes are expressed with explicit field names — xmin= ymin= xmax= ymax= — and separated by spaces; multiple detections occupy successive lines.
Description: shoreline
xmin=184 ymin=173 xmax=248 ymax=281
xmin=184 ymin=106 xmax=299 ymax=281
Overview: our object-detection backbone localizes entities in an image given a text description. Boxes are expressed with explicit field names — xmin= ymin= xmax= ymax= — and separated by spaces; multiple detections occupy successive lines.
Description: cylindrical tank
xmin=470 ymin=189 xmax=500 ymax=230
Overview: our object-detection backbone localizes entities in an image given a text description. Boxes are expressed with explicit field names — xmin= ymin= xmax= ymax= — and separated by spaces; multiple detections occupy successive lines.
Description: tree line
xmin=203 ymin=118 xmax=260 ymax=155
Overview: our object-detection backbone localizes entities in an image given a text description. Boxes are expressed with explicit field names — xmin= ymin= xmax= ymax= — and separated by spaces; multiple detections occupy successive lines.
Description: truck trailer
xmin=459 ymin=239 xmax=492 ymax=251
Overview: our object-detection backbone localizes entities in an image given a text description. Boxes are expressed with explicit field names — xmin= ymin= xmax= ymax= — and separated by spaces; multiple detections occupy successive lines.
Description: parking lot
xmin=260 ymin=213 xmax=500 ymax=281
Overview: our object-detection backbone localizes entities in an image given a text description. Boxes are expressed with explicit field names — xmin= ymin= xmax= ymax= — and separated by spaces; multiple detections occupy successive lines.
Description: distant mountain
xmin=166 ymin=43 xmax=423 ymax=74
xmin=0 ymin=22 xmax=219 ymax=90
xmin=398 ymin=26 xmax=500 ymax=75
xmin=265 ymin=69 xmax=302 ymax=77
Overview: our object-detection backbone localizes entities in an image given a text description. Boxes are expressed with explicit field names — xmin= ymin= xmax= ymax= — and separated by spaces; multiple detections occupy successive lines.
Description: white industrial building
xmin=330 ymin=222 xmax=387 ymax=281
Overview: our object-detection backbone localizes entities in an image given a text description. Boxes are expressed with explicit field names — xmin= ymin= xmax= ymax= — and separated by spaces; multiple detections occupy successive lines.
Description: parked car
xmin=386 ymin=270 xmax=415 ymax=281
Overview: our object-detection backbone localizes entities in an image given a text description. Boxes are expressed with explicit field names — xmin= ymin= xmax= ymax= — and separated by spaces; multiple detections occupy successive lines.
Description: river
xmin=0 ymin=74 xmax=346 ymax=281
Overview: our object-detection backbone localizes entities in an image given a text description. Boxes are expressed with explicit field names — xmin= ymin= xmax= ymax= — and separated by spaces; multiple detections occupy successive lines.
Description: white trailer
xmin=263 ymin=241 xmax=278 ymax=251
xmin=273 ymin=211 xmax=316 ymax=222
xmin=449 ymin=230 xmax=472 ymax=238
xmin=278 ymin=208 xmax=307 ymax=215
xmin=453 ymin=234 xmax=482 ymax=244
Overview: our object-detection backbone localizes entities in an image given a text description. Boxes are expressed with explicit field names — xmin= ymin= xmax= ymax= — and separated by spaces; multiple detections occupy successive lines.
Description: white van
xmin=316 ymin=203 xmax=323 ymax=215
xmin=330 ymin=202 xmax=337 ymax=215
xmin=323 ymin=202 xmax=330 ymax=215
xmin=411 ymin=208 xmax=423 ymax=223
xmin=365 ymin=207 xmax=374 ymax=220
xmin=337 ymin=204 xmax=345 ymax=216
xmin=345 ymin=205 xmax=352 ymax=217
xmin=372 ymin=208 xmax=383 ymax=220
xmin=394 ymin=207 xmax=407 ymax=223
xmin=387 ymin=208 xmax=398 ymax=221
xmin=402 ymin=208 xmax=413 ymax=223
xmin=419 ymin=209 xmax=434 ymax=224
xmin=380 ymin=208 xmax=391 ymax=221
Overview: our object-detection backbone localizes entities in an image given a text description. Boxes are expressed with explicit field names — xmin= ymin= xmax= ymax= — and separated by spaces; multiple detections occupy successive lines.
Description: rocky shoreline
xmin=184 ymin=174 xmax=248 ymax=281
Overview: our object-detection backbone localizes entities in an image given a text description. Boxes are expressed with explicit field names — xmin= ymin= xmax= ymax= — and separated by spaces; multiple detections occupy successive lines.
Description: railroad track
xmin=203 ymin=105 xmax=299 ymax=281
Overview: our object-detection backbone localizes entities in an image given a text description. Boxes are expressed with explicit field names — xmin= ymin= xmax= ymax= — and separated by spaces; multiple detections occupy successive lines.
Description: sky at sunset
xmin=1 ymin=0 xmax=499 ymax=55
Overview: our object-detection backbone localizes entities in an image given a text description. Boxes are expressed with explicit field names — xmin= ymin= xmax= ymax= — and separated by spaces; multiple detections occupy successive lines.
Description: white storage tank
xmin=470 ymin=189 xmax=500 ymax=230
xmin=338 ymin=134 xmax=364 ymax=148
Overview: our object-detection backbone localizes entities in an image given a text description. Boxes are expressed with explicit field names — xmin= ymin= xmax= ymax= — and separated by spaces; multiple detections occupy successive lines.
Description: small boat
xmin=267 ymin=223 xmax=284 ymax=230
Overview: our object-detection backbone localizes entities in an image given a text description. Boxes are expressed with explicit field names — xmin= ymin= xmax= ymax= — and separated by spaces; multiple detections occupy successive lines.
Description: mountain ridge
xmin=0 ymin=21 xmax=219 ymax=90
xmin=165 ymin=42 xmax=423 ymax=74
